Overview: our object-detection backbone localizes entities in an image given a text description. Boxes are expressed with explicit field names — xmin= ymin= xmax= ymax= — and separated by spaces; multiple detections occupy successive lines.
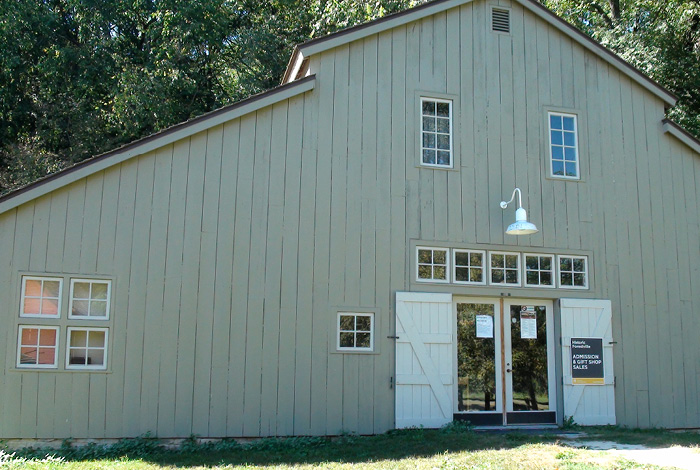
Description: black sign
xmin=571 ymin=338 xmax=604 ymax=385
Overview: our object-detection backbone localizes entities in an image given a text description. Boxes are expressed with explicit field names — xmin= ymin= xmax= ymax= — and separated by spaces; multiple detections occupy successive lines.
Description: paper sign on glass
xmin=475 ymin=315 xmax=493 ymax=338
xmin=520 ymin=307 xmax=537 ymax=339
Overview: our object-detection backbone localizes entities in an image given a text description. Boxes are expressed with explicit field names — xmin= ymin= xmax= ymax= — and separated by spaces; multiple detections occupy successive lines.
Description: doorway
xmin=454 ymin=298 xmax=556 ymax=425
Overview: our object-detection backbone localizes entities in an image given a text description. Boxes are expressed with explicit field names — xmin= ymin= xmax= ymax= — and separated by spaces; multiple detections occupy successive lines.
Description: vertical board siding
xmin=1 ymin=0 xmax=700 ymax=439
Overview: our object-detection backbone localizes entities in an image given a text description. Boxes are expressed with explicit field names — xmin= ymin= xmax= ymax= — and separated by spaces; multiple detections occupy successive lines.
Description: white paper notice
xmin=520 ymin=310 xmax=537 ymax=339
xmin=476 ymin=315 xmax=493 ymax=338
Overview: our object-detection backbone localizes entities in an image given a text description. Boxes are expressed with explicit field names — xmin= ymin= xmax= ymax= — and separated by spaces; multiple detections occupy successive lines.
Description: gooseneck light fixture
xmin=500 ymin=188 xmax=538 ymax=235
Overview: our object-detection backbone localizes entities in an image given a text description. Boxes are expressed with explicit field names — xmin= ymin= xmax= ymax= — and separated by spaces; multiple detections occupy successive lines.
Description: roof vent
xmin=492 ymin=8 xmax=511 ymax=34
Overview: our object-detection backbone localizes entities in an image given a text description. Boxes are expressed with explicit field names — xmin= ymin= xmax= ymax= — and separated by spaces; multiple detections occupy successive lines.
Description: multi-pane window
xmin=70 ymin=279 xmax=111 ymax=319
xmin=337 ymin=313 xmax=374 ymax=352
xmin=558 ymin=255 xmax=588 ymax=288
xmin=489 ymin=252 xmax=520 ymax=286
xmin=524 ymin=254 xmax=555 ymax=288
xmin=421 ymin=98 xmax=452 ymax=167
xmin=66 ymin=328 xmax=109 ymax=369
xmin=20 ymin=276 xmax=62 ymax=318
xmin=549 ymin=112 xmax=579 ymax=179
xmin=17 ymin=326 xmax=59 ymax=368
xmin=417 ymin=247 xmax=449 ymax=283
xmin=453 ymin=250 xmax=485 ymax=285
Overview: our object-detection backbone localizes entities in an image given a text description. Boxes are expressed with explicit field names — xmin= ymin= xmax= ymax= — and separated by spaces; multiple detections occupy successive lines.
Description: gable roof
xmin=0 ymin=75 xmax=316 ymax=215
xmin=283 ymin=0 xmax=677 ymax=107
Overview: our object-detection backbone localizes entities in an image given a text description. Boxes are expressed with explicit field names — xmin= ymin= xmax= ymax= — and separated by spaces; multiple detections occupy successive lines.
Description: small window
xmin=549 ymin=112 xmax=579 ymax=179
xmin=524 ymin=254 xmax=555 ymax=288
xmin=417 ymin=247 xmax=449 ymax=283
xmin=558 ymin=255 xmax=588 ymax=289
xmin=20 ymin=276 xmax=62 ymax=318
xmin=66 ymin=328 xmax=109 ymax=370
xmin=337 ymin=313 xmax=374 ymax=352
xmin=421 ymin=98 xmax=453 ymax=168
xmin=489 ymin=252 xmax=520 ymax=286
xmin=69 ymin=279 xmax=111 ymax=319
xmin=453 ymin=249 xmax=486 ymax=285
xmin=17 ymin=326 xmax=59 ymax=368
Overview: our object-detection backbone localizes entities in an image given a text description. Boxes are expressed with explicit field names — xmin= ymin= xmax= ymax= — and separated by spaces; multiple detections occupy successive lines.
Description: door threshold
xmin=472 ymin=424 xmax=560 ymax=432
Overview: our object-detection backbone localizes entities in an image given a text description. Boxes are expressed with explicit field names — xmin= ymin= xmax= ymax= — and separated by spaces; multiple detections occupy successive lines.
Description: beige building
xmin=1 ymin=0 xmax=699 ymax=439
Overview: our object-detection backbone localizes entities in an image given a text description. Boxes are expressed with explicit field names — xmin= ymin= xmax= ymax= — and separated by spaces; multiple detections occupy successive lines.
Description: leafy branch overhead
xmin=1 ymin=0 xmax=698 ymax=194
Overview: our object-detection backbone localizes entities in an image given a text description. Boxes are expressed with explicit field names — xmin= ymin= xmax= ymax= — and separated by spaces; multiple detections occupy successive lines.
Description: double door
xmin=454 ymin=298 xmax=556 ymax=425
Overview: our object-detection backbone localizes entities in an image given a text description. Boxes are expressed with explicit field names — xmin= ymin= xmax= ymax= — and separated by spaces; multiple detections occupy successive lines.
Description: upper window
xmin=417 ymin=247 xmax=449 ymax=283
xmin=17 ymin=326 xmax=59 ymax=369
xmin=421 ymin=98 xmax=453 ymax=168
xmin=69 ymin=279 xmax=111 ymax=319
xmin=337 ymin=313 xmax=374 ymax=352
xmin=558 ymin=255 xmax=588 ymax=289
xmin=549 ymin=112 xmax=579 ymax=179
xmin=524 ymin=254 xmax=555 ymax=288
xmin=20 ymin=276 xmax=62 ymax=318
xmin=489 ymin=252 xmax=520 ymax=286
xmin=453 ymin=249 xmax=486 ymax=285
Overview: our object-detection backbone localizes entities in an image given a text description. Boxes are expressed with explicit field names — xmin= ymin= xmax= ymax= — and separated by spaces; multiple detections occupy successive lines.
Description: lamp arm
xmin=500 ymin=188 xmax=523 ymax=209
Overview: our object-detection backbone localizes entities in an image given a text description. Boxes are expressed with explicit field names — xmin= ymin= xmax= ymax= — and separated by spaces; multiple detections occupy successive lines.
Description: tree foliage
xmin=0 ymin=0 xmax=697 ymax=194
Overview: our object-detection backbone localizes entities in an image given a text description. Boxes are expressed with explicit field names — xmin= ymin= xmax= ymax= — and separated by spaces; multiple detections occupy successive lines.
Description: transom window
xmin=524 ymin=254 xmax=555 ymax=288
xmin=67 ymin=328 xmax=109 ymax=370
xmin=20 ymin=276 xmax=62 ymax=318
xmin=489 ymin=252 xmax=521 ymax=286
xmin=417 ymin=247 xmax=449 ymax=282
xmin=70 ymin=279 xmax=111 ymax=319
xmin=337 ymin=313 xmax=374 ymax=352
xmin=17 ymin=326 xmax=59 ymax=368
xmin=549 ymin=112 xmax=579 ymax=179
xmin=453 ymin=249 xmax=485 ymax=285
xmin=558 ymin=255 xmax=588 ymax=288
xmin=421 ymin=98 xmax=453 ymax=168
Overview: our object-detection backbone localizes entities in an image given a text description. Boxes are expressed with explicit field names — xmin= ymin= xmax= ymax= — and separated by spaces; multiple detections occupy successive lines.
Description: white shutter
xmin=560 ymin=299 xmax=616 ymax=425
xmin=395 ymin=292 xmax=453 ymax=429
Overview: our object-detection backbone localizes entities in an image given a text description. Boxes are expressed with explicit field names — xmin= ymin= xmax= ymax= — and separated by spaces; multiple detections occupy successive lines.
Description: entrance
xmin=454 ymin=298 xmax=556 ymax=425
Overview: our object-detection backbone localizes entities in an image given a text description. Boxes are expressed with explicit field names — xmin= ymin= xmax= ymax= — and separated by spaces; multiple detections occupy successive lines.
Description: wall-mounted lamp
xmin=500 ymin=188 xmax=538 ymax=235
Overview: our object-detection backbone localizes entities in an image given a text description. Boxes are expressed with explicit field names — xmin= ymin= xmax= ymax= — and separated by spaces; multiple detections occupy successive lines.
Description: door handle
xmin=506 ymin=368 xmax=512 ymax=373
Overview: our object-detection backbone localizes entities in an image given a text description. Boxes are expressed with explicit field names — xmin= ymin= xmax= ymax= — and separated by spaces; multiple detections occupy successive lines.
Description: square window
xmin=337 ymin=313 xmax=374 ymax=352
xmin=489 ymin=252 xmax=520 ymax=286
xmin=66 ymin=328 xmax=109 ymax=369
xmin=69 ymin=279 xmax=111 ymax=319
xmin=453 ymin=250 xmax=486 ymax=285
xmin=421 ymin=98 xmax=453 ymax=168
xmin=20 ymin=276 xmax=62 ymax=318
xmin=548 ymin=112 xmax=580 ymax=180
xmin=558 ymin=255 xmax=588 ymax=289
xmin=524 ymin=254 xmax=556 ymax=288
xmin=17 ymin=326 xmax=59 ymax=368
xmin=417 ymin=247 xmax=449 ymax=283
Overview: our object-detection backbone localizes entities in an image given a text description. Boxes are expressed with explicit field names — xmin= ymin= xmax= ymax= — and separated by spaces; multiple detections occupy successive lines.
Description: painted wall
xmin=1 ymin=0 xmax=699 ymax=438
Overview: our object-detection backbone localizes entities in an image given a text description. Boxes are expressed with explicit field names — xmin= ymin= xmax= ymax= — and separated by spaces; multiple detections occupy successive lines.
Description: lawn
xmin=1 ymin=425 xmax=698 ymax=470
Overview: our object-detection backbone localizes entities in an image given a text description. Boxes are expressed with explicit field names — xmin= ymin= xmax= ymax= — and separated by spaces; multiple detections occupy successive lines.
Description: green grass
xmin=1 ymin=426 xmax=698 ymax=469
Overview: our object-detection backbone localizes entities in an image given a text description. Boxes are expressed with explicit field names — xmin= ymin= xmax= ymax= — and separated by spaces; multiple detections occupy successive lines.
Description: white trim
xmin=420 ymin=97 xmax=454 ymax=169
xmin=488 ymin=251 xmax=521 ymax=287
xmin=16 ymin=325 xmax=60 ymax=369
xmin=68 ymin=278 xmax=112 ymax=320
xmin=522 ymin=253 xmax=556 ymax=289
xmin=548 ymin=112 xmax=580 ymax=180
xmin=452 ymin=249 xmax=486 ymax=285
xmin=20 ymin=276 xmax=63 ymax=319
xmin=336 ymin=312 xmax=375 ymax=352
xmin=65 ymin=327 xmax=109 ymax=370
xmin=416 ymin=246 xmax=451 ymax=283
xmin=557 ymin=255 xmax=589 ymax=289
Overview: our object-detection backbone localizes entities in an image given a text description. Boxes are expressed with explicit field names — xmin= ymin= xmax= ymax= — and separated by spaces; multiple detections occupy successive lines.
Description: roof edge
xmin=0 ymin=75 xmax=317 ymax=215
xmin=282 ymin=46 xmax=303 ymax=84
xmin=662 ymin=119 xmax=700 ymax=155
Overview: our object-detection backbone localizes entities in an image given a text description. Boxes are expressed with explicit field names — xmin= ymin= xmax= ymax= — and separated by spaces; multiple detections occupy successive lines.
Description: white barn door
xmin=395 ymin=292 xmax=453 ymax=429
xmin=560 ymin=299 xmax=616 ymax=425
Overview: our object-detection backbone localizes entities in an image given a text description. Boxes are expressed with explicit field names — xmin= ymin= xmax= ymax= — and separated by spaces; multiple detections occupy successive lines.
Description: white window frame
xmin=20 ymin=276 xmax=63 ymax=319
xmin=557 ymin=255 xmax=589 ymax=289
xmin=337 ymin=312 xmax=374 ymax=352
xmin=420 ymin=97 xmax=453 ymax=169
xmin=548 ymin=112 xmax=580 ymax=180
xmin=452 ymin=249 xmax=486 ymax=285
xmin=488 ymin=251 xmax=521 ymax=287
xmin=416 ymin=246 xmax=450 ymax=283
xmin=16 ymin=325 xmax=59 ymax=369
xmin=523 ymin=253 xmax=556 ymax=289
xmin=69 ymin=279 xmax=112 ymax=320
xmin=66 ymin=327 xmax=109 ymax=370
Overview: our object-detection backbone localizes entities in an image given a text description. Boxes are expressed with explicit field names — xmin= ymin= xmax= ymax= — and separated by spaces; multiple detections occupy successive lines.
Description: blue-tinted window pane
xmin=423 ymin=133 xmax=436 ymax=149
xmin=423 ymin=149 xmax=436 ymax=164
xmin=437 ymin=102 xmax=450 ymax=117
xmin=551 ymin=131 xmax=563 ymax=145
xmin=564 ymin=147 xmax=577 ymax=161
xmin=552 ymin=160 xmax=564 ymax=176
xmin=423 ymin=117 xmax=435 ymax=132
xmin=564 ymin=131 xmax=576 ymax=146
xmin=437 ymin=134 xmax=450 ymax=150
xmin=437 ymin=117 xmax=450 ymax=133
xmin=552 ymin=146 xmax=564 ymax=160
xmin=437 ymin=151 xmax=451 ymax=165
xmin=565 ymin=162 xmax=577 ymax=177
xmin=422 ymin=101 xmax=436 ymax=116
xmin=550 ymin=114 xmax=562 ymax=130
xmin=563 ymin=116 xmax=575 ymax=131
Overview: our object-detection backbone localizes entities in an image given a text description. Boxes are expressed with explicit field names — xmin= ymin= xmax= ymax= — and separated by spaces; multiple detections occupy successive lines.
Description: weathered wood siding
xmin=1 ymin=0 xmax=699 ymax=438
